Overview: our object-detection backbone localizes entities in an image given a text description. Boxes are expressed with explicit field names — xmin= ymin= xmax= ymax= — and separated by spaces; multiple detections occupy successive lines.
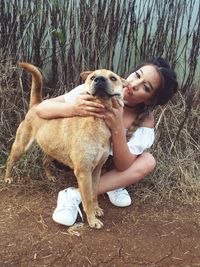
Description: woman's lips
xmin=125 ymin=86 xmax=133 ymax=95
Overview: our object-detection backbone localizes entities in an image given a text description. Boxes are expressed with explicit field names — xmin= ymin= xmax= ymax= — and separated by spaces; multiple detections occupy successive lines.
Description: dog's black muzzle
xmin=91 ymin=76 xmax=120 ymax=99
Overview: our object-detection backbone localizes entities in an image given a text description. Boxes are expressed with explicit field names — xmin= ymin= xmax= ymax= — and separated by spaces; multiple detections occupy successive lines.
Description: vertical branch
xmin=50 ymin=2 xmax=58 ymax=87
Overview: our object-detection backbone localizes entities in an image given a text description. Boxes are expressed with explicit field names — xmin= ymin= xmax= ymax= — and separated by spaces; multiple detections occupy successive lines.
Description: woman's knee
xmin=141 ymin=152 xmax=156 ymax=173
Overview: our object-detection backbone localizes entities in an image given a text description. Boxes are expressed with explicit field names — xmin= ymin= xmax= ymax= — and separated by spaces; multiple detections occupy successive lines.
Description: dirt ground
xmin=0 ymin=172 xmax=200 ymax=267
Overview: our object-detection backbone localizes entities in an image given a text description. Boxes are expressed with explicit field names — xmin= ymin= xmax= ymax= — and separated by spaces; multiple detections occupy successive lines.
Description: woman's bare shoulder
xmin=141 ymin=112 xmax=155 ymax=128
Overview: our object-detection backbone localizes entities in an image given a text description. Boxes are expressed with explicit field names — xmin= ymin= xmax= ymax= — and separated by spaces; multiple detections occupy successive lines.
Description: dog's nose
xmin=94 ymin=76 xmax=106 ymax=83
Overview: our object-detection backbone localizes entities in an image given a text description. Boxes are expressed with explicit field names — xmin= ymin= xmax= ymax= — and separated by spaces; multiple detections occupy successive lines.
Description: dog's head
xmin=80 ymin=69 xmax=128 ymax=106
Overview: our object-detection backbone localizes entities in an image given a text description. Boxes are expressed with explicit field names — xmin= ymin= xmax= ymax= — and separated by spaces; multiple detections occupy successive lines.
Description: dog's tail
xmin=19 ymin=62 xmax=43 ymax=108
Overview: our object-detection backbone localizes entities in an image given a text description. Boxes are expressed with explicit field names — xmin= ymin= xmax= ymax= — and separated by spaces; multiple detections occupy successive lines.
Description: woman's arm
xmin=36 ymin=92 xmax=106 ymax=120
xmin=36 ymin=95 xmax=75 ymax=119
xmin=104 ymin=99 xmax=155 ymax=171
xmin=104 ymin=98 xmax=137 ymax=171
xmin=112 ymin=128 xmax=137 ymax=171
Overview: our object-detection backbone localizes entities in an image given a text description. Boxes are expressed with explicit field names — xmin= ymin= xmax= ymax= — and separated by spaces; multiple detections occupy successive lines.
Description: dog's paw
xmin=95 ymin=206 xmax=104 ymax=217
xmin=4 ymin=177 xmax=13 ymax=184
xmin=89 ymin=218 xmax=104 ymax=229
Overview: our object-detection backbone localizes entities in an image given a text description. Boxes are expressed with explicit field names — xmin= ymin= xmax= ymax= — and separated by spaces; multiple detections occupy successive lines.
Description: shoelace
xmin=64 ymin=197 xmax=83 ymax=222
xmin=74 ymin=201 xmax=83 ymax=222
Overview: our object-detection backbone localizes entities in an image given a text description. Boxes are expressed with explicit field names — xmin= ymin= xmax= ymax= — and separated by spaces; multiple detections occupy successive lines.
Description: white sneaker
xmin=52 ymin=187 xmax=82 ymax=226
xmin=107 ymin=188 xmax=131 ymax=207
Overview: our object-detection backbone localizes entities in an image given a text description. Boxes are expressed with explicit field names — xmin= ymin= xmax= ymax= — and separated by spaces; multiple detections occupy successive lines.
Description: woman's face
xmin=124 ymin=65 xmax=161 ymax=106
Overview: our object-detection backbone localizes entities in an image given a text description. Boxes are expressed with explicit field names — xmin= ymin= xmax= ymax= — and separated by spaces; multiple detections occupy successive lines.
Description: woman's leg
xmin=52 ymin=152 xmax=156 ymax=226
xmin=98 ymin=152 xmax=156 ymax=195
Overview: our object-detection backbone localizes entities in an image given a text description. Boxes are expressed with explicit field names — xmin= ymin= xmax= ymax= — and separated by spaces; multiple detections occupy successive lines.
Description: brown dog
xmin=5 ymin=63 xmax=126 ymax=229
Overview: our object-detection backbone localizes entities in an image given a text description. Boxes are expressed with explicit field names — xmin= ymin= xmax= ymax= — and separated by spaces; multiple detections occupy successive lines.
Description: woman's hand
xmin=73 ymin=93 xmax=106 ymax=118
xmin=104 ymin=97 xmax=124 ymax=134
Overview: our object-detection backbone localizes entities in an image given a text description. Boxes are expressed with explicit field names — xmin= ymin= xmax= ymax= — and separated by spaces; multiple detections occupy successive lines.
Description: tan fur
xmin=5 ymin=63 xmax=125 ymax=229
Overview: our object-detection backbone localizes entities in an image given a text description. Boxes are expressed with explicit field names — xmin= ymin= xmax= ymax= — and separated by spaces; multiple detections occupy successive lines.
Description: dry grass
xmin=134 ymin=90 xmax=200 ymax=204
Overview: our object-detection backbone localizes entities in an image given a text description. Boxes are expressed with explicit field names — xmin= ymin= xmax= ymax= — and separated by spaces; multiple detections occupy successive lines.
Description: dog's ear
xmin=80 ymin=71 xmax=93 ymax=81
xmin=121 ymin=78 xmax=129 ymax=87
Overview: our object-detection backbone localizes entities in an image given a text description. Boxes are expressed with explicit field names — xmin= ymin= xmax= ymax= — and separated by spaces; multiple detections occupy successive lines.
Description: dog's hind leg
xmin=5 ymin=121 xmax=34 ymax=183
xmin=43 ymin=154 xmax=56 ymax=182
xmin=74 ymin=168 xmax=104 ymax=229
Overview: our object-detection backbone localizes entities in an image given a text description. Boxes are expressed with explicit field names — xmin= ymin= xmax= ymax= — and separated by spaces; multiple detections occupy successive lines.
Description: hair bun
xmin=156 ymin=67 xmax=178 ymax=105
xmin=154 ymin=57 xmax=170 ymax=69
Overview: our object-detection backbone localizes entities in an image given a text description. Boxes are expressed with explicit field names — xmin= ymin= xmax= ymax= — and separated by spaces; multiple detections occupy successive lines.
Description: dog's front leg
xmin=92 ymin=165 xmax=104 ymax=217
xmin=74 ymin=169 xmax=103 ymax=229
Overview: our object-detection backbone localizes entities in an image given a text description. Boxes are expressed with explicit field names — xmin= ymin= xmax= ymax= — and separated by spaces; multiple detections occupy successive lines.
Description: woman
xmin=36 ymin=57 xmax=178 ymax=226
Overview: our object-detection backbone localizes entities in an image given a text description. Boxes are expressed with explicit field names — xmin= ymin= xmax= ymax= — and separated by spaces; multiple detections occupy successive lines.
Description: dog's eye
xmin=110 ymin=76 xmax=117 ymax=81
xmin=90 ymin=76 xmax=96 ymax=80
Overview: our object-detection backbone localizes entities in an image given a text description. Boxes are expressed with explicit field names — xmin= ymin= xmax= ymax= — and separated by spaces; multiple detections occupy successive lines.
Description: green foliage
xmin=52 ymin=29 xmax=65 ymax=45
xmin=0 ymin=155 xmax=6 ymax=166
xmin=50 ymin=0 xmax=60 ymax=7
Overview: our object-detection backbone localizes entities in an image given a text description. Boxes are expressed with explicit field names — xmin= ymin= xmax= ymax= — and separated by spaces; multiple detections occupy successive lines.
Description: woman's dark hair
xmin=127 ymin=57 xmax=178 ymax=109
